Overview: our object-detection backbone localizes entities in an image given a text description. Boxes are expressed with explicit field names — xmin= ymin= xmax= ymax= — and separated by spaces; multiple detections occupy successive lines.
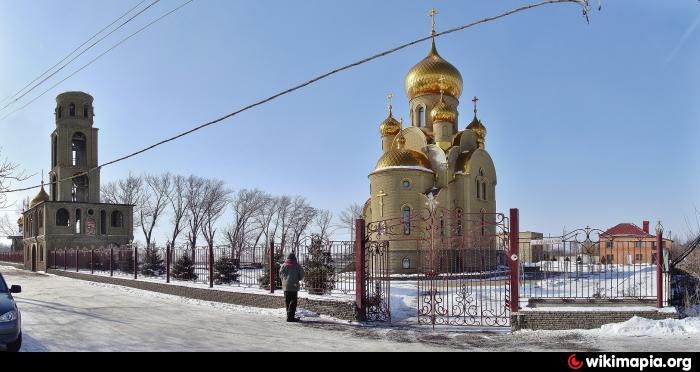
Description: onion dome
xmin=430 ymin=94 xmax=456 ymax=124
xmin=17 ymin=215 xmax=24 ymax=226
xmin=30 ymin=183 xmax=50 ymax=208
xmin=374 ymin=136 xmax=433 ymax=172
xmin=405 ymin=40 xmax=463 ymax=101
xmin=379 ymin=99 xmax=402 ymax=137
xmin=467 ymin=116 xmax=487 ymax=149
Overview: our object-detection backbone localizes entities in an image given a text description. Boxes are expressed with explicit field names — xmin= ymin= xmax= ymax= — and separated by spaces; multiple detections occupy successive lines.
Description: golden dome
xmin=467 ymin=116 xmax=487 ymax=148
xmin=374 ymin=136 xmax=433 ymax=172
xmin=430 ymin=94 xmax=456 ymax=123
xmin=30 ymin=184 xmax=49 ymax=208
xmin=379 ymin=112 xmax=401 ymax=137
xmin=17 ymin=215 xmax=24 ymax=226
xmin=405 ymin=41 xmax=463 ymax=101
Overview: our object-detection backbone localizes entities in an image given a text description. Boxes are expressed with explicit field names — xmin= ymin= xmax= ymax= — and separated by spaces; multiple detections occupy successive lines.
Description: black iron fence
xmin=47 ymin=238 xmax=356 ymax=296
xmin=517 ymin=229 xmax=668 ymax=303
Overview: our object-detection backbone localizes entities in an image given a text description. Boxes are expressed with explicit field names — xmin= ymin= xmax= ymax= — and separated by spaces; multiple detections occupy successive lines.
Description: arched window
xmin=75 ymin=209 xmax=82 ymax=234
xmin=52 ymin=136 xmax=58 ymax=167
xmin=476 ymin=180 xmax=481 ymax=199
xmin=100 ymin=210 xmax=107 ymax=235
xmin=83 ymin=104 xmax=89 ymax=118
xmin=402 ymin=206 xmax=411 ymax=235
xmin=482 ymin=182 xmax=487 ymax=201
xmin=71 ymin=174 xmax=88 ymax=202
xmin=56 ymin=209 xmax=70 ymax=227
xmin=71 ymin=132 xmax=86 ymax=167
xmin=417 ymin=106 xmax=425 ymax=127
xmin=402 ymin=258 xmax=411 ymax=269
xmin=111 ymin=211 xmax=123 ymax=228
xmin=38 ymin=210 xmax=43 ymax=228
xmin=69 ymin=103 xmax=76 ymax=117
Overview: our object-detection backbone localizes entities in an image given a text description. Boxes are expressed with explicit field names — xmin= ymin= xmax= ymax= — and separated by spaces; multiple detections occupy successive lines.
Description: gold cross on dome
xmin=429 ymin=8 xmax=438 ymax=35
xmin=387 ymin=93 xmax=394 ymax=112
xmin=472 ymin=96 xmax=479 ymax=116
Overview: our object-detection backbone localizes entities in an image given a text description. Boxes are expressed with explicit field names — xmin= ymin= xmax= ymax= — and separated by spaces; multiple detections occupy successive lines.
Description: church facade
xmin=363 ymin=34 xmax=497 ymax=274
xmin=20 ymin=92 xmax=133 ymax=272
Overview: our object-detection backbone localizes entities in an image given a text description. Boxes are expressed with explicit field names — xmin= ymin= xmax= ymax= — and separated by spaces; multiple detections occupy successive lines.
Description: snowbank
xmin=594 ymin=316 xmax=700 ymax=337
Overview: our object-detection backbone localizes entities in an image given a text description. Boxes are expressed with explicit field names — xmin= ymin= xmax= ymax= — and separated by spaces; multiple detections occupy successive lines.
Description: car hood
xmin=0 ymin=293 xmax=16 ymax=314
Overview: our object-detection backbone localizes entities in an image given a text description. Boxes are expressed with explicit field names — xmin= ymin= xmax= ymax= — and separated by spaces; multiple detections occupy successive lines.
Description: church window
xmin=69 ymin=103 xmax=76 ymax=117
xmin=75 ymin=209 xmax=82 ymax=234
xmin=83 ymin=104 xmax=89 ymax=118
xmin=402 ymin=179 xmax=411 ymax=189
xmin=476 ymin=180 xmax=481 ymax=199
xmin=111 ymin=211 xmax=124 ymax=228
xmin=402 ymin=206 xmax=411 ymax=235
xmin=402 ymin=258 xmax=411 ymax=269
xmin=52 ymin=136 xmax=58 ymax=168
xmin=56 ymin=209 xmax=70 ymax=227
xmin=38 ymin=210 xmax=43 ymax=228
xmin=71 ymin=132 xmax=87 ymax=167
xmin=482 ymin=182 xmax=487 ymax=201
xmin=100 ymin=210 xmax=107 ymax=235
xmin=418 ymin=106 xmax=426 ymax=127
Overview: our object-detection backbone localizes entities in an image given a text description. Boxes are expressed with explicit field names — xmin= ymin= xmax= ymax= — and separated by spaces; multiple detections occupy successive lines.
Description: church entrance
xmin=361 ymin=209 xmax=512 ymax=328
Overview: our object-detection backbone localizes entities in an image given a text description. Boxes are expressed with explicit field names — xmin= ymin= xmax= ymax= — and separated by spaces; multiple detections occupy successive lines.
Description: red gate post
xmin=166 ymin=243 xmax=171 ymax=284
xmin=354 ymin=219 xmax=366 ymax=321
xmin=134 ymin=245 xmax=138 ymax=280
xmin=209 ymin=245 xmax=214 ymax=288
xmin=269 ymin=241 xmax=276 ymax=294
xmin=656 ymin=224 xmax=663 ymax=308
xmin=109 ymin=247 xmax=114 ymax=277
xmin=91 ymin=249 xmax=94 ymax=274
xmin=509 ymin=209 xmax=520 ymax=313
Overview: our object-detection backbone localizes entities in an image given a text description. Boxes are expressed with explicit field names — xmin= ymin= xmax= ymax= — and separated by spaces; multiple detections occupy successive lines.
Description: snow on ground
xmin=592 ymin=316 xmax=700 ymax=337
xmin=2 ymin=265 xmax=699 ymax=352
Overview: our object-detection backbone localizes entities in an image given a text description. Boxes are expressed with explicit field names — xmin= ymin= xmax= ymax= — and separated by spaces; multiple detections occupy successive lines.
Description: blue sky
xmin=0 ymin=0 xmax=698 ymax=242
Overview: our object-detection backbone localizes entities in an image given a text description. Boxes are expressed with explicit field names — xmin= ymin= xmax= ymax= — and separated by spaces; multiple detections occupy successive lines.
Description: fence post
xmin=166 ymin=243 xmax=171 ymax=284
xmin=75 ymin=249 xmax=79 ymax=273
xmin=209 ymin=245 xmax=214 ymax=288
xmin=64 ymin=248 xmax=67 ymax=271
xmin=91 ymin=249 xmax=94 ymax=274
xmin=354 ymin=219 xmax=366 ymax=321
xmin=110 ymin=247 xmax=114 ymax=277
xmin=134 ymin=245 xmax=138 ymax=280
xmin=53 ymin=250 xmax=57 ymax=270
xmin=269 ymin=241 xmax=276 ymax=294
xmin=656 ymin=228 xmax=663 ymax=309
xmin=509 ymin=208 xmax=520 ymax=313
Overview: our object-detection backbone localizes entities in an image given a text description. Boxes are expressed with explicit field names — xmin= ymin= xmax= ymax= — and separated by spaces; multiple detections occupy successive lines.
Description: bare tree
xmin=288 ymin=196 xmax=317 ymax=250
xmin=0 ymin=149 xmax=27 ymax=209
xmin=314 ymin=209 xmax=334 ymax=243
xmin=0 ymin=214 xmax=19 ymax=236
xmin=102 ymin=173 xmax=144 ymax=211
xmin=201 ymin=179 xmax=231 ymax=251
xmin=338 ymin=203 xmax=363 ymax=240
xmin=225 ymin=189 xmax=267 ymax=260
xmin=253 ymin=194 xmax=279 ymax=249
xmin=185 ymin=176 xmax=207 ymax=249
xmin=275 ymin=196 xmax=294 ymax=249
xmin=138 ymin=173 xmax=171 ymax=248
xmin=167 ymin=174 xmax=189 ymax=248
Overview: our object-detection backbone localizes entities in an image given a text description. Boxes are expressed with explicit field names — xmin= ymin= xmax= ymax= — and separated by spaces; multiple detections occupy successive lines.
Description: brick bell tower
xmin=49 ymin=91 xmax=101 ymax=203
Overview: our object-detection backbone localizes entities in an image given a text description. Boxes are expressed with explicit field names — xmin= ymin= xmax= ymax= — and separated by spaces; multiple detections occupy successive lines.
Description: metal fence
xmin=0 ymin=252 xmax=23 ymax=264
xmin=47 ymin=238 xmax=356 ymax=296
xmin=517 ymin=229 xmax=666 ymax=303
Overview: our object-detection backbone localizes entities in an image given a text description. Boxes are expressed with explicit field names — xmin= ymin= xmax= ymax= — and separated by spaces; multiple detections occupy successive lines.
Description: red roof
xmin=602 ymin=223 xmax=653 ymax=238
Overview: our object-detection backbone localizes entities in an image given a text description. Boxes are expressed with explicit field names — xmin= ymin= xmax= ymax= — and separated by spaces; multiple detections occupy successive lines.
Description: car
xmin=0 ymin=272 xmax=21 ymax=352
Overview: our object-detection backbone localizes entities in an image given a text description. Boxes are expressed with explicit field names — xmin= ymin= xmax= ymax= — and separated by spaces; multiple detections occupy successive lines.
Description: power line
xmin=0 ymin=0 xmax=161 ymax=115
xmin=2 ymin=0 xmax=591 ymax=195
xmin=0 ymin=0 xmax=149 ymax=108
xmin=0 ymin=0 xmax=193 ymax=122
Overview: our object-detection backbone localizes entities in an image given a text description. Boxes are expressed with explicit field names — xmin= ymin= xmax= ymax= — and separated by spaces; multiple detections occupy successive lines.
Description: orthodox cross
xmin=376 ymin=190 xmax=388 ymax=217
xmin=429 ymin=8 xmax=438 ymax=35
xmin=472 ymin=96 xmax=479 ymax=116
xmin=387 ymin=93 xmax=394 ymax=114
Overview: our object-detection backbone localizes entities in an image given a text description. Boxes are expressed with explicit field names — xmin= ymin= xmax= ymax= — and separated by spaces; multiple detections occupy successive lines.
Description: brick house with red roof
xmin=600 ymin=221 xmax=672 ymax=265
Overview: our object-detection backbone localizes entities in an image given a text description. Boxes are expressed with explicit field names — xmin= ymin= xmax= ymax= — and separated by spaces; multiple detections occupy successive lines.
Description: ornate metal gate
xmin=362 ymin=208 xmax=512 ymax=328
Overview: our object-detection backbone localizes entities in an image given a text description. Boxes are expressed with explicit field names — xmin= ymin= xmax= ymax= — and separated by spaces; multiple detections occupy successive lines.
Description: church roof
xmin=29 ymin=184 xmax=50 ymax=208
xmin=405 ymin=40 xmax=463 ymax=100
xmin=374 ymin=137 xmax=433 ymax=173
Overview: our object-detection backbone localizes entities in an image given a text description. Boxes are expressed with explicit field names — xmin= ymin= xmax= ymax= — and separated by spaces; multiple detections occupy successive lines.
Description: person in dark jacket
xmin=279 ymin=253 xmax=305 ymax=322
